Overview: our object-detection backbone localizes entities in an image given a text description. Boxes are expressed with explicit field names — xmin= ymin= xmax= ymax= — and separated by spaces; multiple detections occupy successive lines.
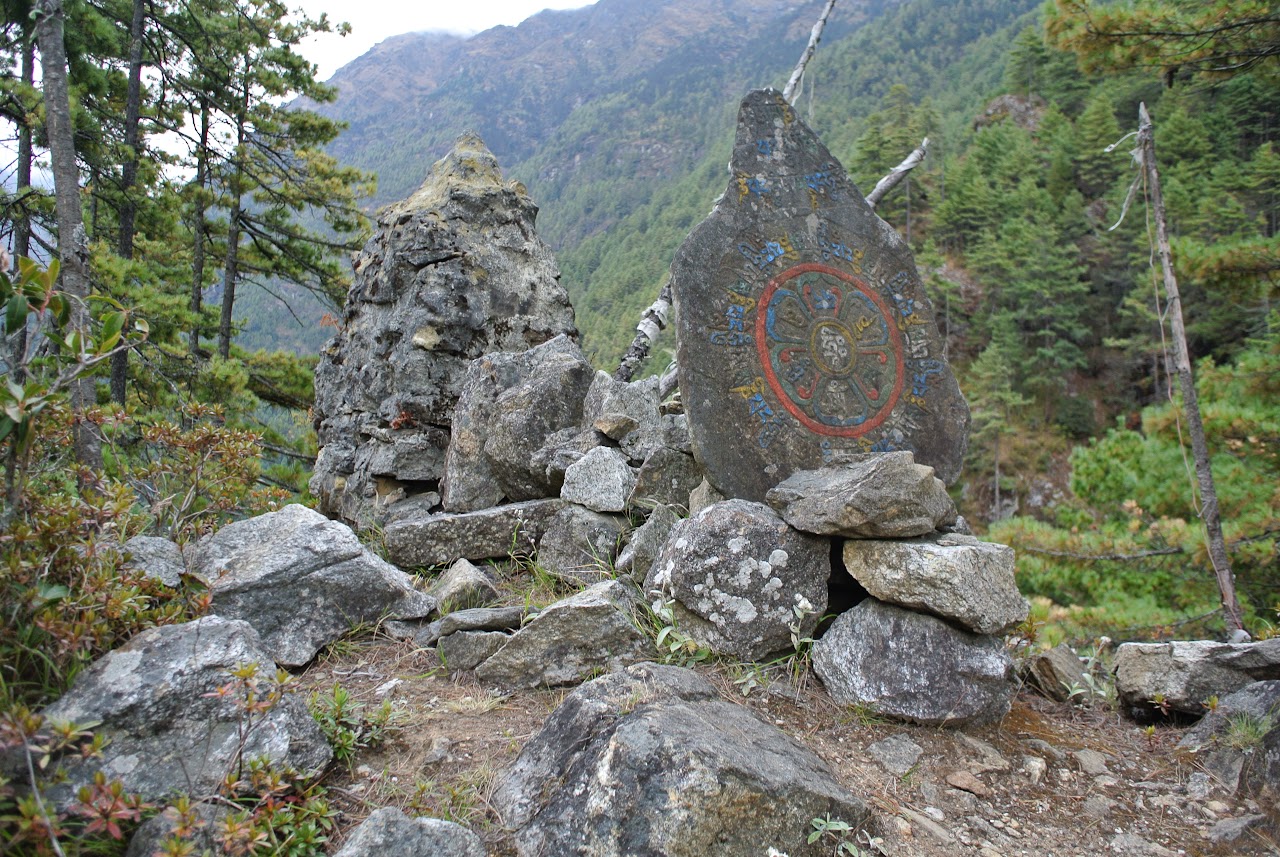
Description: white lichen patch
xmin=727 ymin=536 xmax=749 ymax=554
xmin=768 ymin=549 xmax=789 ymax=568
xmin=101 ymin=650 xmax=144 ymax=693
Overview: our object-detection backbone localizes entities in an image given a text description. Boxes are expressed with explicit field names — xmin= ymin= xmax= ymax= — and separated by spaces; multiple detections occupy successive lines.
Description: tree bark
xmin=110 ymin=0 xmax=148 ymax=404
xmin=866 ymin=138 xmax=929 ymax=209
xmin=1138 ymin=102 xmax=1246 ymax=637
xmin=190 ymin=97 xmax=210 ymax=356
xmin=218 ymin=195 xmax=240 ymax=360
xmin=614 ymin=281 xmax=673 ymax=382
xmin=11 ymin=37 xmax=35 ymax=383
xmin=35 ymin=0 xmax=102 ymax=472
xmin=783 ymin=0 xmax=838 ymax=104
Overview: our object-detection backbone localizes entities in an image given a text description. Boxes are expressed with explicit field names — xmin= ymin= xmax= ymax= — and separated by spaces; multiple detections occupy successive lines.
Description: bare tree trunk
xmin=783 ymin=0 xmax=837 ymax=104
xmin=866 ymin=138 xmax=929 ymax=209
xmin=1139 ymin=102 xmax=1246 ymax=637
xmin=35 ymin=0 xmax=102 ymax=473
xmin=11 ymin=37 xmax=35 ymax=383
xmin=190 ymin=98 xmax=210 ymax=356
xmin=111 ymin=0 xmax=148 ymax=404
xmin=614 ymin=281 xmax=673 ymax=382
xmin=219 ymin=196 xmax=240 ymax=360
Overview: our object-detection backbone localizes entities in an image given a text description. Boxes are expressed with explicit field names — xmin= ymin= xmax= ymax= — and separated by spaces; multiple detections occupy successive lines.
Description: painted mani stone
xmin=671 ymin=89 xmax=969 ymax=502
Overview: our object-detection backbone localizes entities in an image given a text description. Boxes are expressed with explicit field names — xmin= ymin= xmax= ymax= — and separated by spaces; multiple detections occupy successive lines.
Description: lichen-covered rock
xmin=39 ymin=617 xmax=331 ymax=810
xmin=493 ymin=662 xmax=869 ymax=857
xmin=311 ymin=133 xmax=577 ymax=525
xmin=475 ymin=579 xmax=650 ymax=691
xmin=122 ymin=535 xmax=186 ymax=587
xmin=438 ymin=630 xmax=511 ymax=672
xmin=813 ymin=598 xmax=1015 ymax=726
xmin=766 ymin=453 xmax=957 ymax=538
xmin=644 ymin=499 xmax=828 ymax=660
xmin=616 ymin=503 xmax=680 ymax=581
xmin=426 ymin=559 xmax=499 ymax=611
xmin=442 ymin=335 xmax=595 ymax=511
xmin=841 ymin=533 xmax=1027 ymax=635
xmin=629 ymin=446 xmax=703 ymax=511
xmin=192 ymin=505 xmax=436 ymax=667
xmin=560 ymin=447 xmax=636 ymax=513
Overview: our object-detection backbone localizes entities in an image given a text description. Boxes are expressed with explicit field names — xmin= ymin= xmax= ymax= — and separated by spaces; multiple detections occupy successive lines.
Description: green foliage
xmin=308 ymin=684 xmax=398 ymax=765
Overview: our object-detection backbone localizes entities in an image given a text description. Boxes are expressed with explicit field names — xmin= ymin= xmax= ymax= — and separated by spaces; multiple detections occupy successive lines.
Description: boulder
xmin=493 ymin=662 xmax=869 ymax=857
xmin=812 ymin=598 xmax=1014 ymax=726
xmin=644 ymin=499 xmax=829 ymax=660
xmin=559 ymin=447 xmax=636 ymax=513
xmin=536 ymin=504 xmax=628 ymax=585
xmin=126 ymin=802 xmax=229 ymax=857
xmin=427 ymin=559 xmax=499 ymax=611
xmin=333 ymin=807 xmax=484 ymax=857
xmin=475 ymin=580 xmax=651 ymax=691
xmin=582 ymin=371 xmax=661 ymax=451
xmin=39 ymin=617 xmax=331 ymax=809
xmin=122 ymin=535 xmax=186 ymax=587
xmin=529 ymin=427 xmax=607 ymax=490
xmin=438 ymin=630 xmax=511 ymax=672
xmin=615 ymin=503 xmax=680 ymax=581
xmin=628 ymin=446 xmax=703 ymax=511
xmin=840 ymin=533 xmax=1027 ymax=635
xmin=670 ymin=89 xmax=968 ymax=503
xmin=192 ymin=505 xmax=435 ymax=667
xmin=1113 ymin=639 xmax=1280 ymax=719
xmin=442 ymin=335 xmax=595 ymax=512
xmin=384 ymin=499 xmax=564 ymax=568
xmin=310 ymin=133 xmax=577 ymax=525
xmin=765 ymin=453 xmax=957 ymax=538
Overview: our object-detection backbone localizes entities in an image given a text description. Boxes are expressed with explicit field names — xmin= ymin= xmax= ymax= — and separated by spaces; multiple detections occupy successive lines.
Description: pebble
xmin=1073 ymin=747 xmax=1110 ymax=775
xmin=924 ymin=806 xmax=945 ymax=822
xmin=1186 ymin=772 xmax=1212 ymax=799
xmin=946 ymin=770 xmax=991 ymax=797
xmin=1022 ymin=755 xmax=1047 ymax=785
xmin=1205 ymin=800 xmax=1230 ymax=815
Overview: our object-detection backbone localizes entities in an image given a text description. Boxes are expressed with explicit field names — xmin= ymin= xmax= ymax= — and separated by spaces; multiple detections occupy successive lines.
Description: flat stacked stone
xmin=670 ymin=89 xmax=968 ymax=502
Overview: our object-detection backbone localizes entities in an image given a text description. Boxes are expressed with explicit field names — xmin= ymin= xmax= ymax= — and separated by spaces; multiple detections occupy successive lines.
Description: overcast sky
xmin=294 ymin=1 xmax=599 ymax=80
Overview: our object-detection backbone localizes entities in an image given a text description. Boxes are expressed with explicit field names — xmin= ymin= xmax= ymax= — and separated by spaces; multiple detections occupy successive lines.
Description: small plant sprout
xmin=808 ymin=813 xmax=863 ymax=856
xmin=1223 ymin=711 xmax=1274 ymax=751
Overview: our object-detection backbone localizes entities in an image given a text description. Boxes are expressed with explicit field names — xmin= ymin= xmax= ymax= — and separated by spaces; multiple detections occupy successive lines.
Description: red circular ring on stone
xmin=755 ymin=262 xmax=904 ymax=437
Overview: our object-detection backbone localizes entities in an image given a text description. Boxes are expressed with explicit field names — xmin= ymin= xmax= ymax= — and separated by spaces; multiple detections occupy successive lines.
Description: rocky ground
xmin=298 ymin=628 xmax=1279 ymax=857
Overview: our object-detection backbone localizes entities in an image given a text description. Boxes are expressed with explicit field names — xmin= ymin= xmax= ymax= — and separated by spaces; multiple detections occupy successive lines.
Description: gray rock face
xmin=384 ymin=499 xmax=564 ymax=568
xmin=841 ymin=533 xmax=1027 ymax=635
xmin=333 ymin=807 xmax=484 ymax=857
xmin=40 ymin=617 xmax=331 ymax=809
xmin=126 ymin=802 xmax=228 ymax=857
xmin=560 ymin=446 xmax=636 ymax=513
xmin=616 ymin=503 xmax=680 ymax=581
xmin=122 ymin=535 xmax=187 ymax=587
xmin=426 ymin=559 xmax=499 ymax=611
xmin=192 ymin=505 xmax=436 ymax=667
xmin=688 ymin=479 xmax=725 ymax=514
xmin=670 ymin=89 xmax=968 ymax=503
xmin=644 ymin=499 xmax=829 ymax=660
xmin=475 ymin=579 xmax=651 ymax=691
xmin=813 ymin=599 xmax=1015 ymax=726
xmin=442 ymin=335 xmax=595 ymax=512
xmin=1175 ymin=680 xmax=1280 ymax=796
xmin=438 ymin=630 xmax=511 ymax=672
xmin=1113 ymin=639 xmax=1280 ymax=719
xmin=493 ymin=662 xmax=869 ymax=857
xmin=867 ymin=734 xmax=924 ymax=776
xmin=311 ymin=133 xmax=576 ymax=525
xmin=766 ymin=453 xmax=956 ymax=537
xmin=537 ymin=504 xmax=628 ymax=585
xmin=629 ymin=446 xmax=703 ymax=511
xmin=583 ymin=371 xmax=661 ymax=450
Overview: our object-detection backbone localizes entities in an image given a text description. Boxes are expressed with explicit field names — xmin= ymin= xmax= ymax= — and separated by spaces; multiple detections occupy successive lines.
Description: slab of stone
xmin=688 ymin=479 xmax=725 ymax=514
xmin=122 ymin=535 xmax=186 ymax=587
xmin=583 ymin=371 xmax=661 ymax=448
xmin=765 ymin=452 xmax=956 ymax=538
xmin=867 ymin=734 xmax=923 ymax=776
xmin=39 ymin=617 xmax=331 ymax=810
xmin=442 ymin=335 xmax=595 ymax=511
xmin=333 ymin=807 xmax=484 ymax=857
xmin=840 ymin=533 xmax=1027 ymax=635
xmin=426 ymin=558 xmax=499 ymax=611
xmin=384 ymin=499 xmax=565 ymax=567
xmin=560 ymin=447 xmax=636 ymax=513
xmin=492 ymin=662 xmax=869 ymax=857
xmin=536 ymin=504 xmax=628 ymax=585
xmin=193 ymin=504 xmax=436 ymax=667
xmin=670 ymin=89 xmax=968 ymax=503
xmin=644 ymin=499 xmax=829 ymax=660
xmin=438 ymin=630 xmax=511 ymax=672
xmin=1113 ymin=639 xmax=1280 ymax=720
xmin=475 ymin=580 xmax=651 ymax=691
xmin=311 ymin=133 xmax=576 ymax=525
xmin=438 ymin=606 xmax=530 ymax=637
xmin=813 ymin=598 xmax=1014 ymax=726
xmin=1025 ymin=643 xmax=1089 ymax=702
